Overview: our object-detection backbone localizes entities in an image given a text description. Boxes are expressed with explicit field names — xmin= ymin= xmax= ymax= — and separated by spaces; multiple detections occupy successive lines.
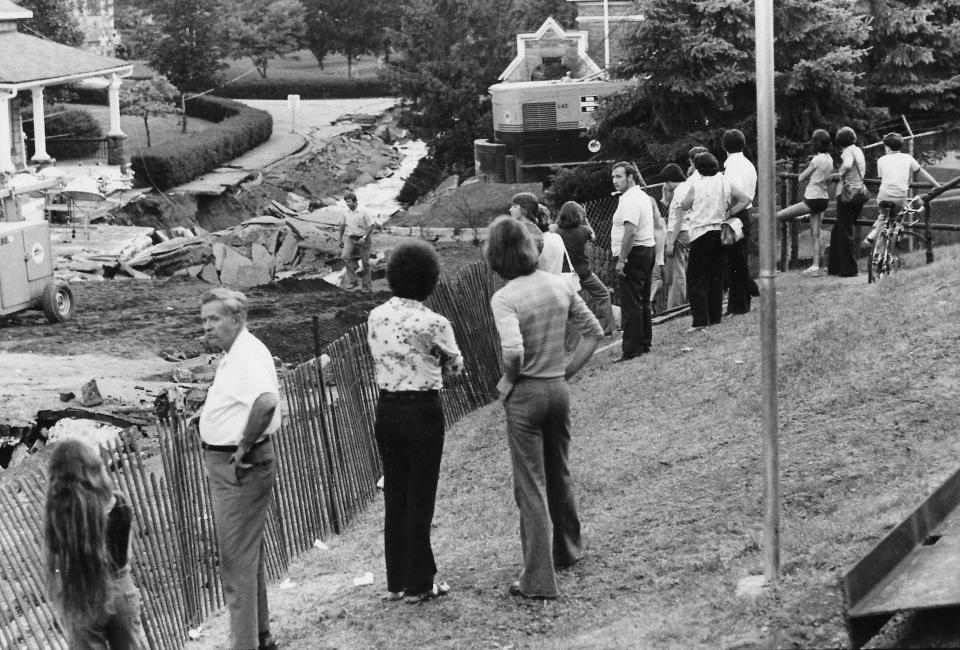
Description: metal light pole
xmin=754 ymin=0 xmax=781 ymax=582
xmin=603 ymin=0 xmax=611 ymax=71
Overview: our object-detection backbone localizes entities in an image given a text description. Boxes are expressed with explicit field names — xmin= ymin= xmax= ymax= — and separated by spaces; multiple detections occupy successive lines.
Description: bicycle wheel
xmin=893 ymin=228 xmax=930 ymax=265
xmin=867 ymin=231 xmax=892 ymax=283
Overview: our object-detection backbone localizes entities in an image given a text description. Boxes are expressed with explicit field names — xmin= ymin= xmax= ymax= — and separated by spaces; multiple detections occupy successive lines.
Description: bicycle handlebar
xmin=921 ymin=174 xmax=960 ymax=203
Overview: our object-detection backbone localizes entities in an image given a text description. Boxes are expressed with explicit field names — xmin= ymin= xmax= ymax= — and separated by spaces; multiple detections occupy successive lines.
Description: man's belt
xmin=201 ymin=436 xmax=271 ymax=453
xmin=379 ymin=389 xmax=439 ymax=401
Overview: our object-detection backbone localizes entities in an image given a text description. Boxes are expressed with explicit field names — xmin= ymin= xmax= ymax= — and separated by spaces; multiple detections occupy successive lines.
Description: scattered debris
xmin=352 ymin=572 xmax=374 ymax=587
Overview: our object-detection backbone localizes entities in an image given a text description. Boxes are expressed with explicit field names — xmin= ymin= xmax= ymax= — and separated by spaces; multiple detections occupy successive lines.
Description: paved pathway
xmin=172 ymin=97 xmax=397 ymax=194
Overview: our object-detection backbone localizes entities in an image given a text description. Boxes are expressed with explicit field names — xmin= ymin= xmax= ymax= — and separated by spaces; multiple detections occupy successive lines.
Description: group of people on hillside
xmin=41 ymin=126 xmax=942 ymax=650
xmin=776 ymin=128 xmax=940 ymax=277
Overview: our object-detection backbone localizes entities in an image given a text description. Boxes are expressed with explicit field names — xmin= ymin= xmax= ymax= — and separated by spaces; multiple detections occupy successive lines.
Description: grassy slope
xmin=193 ymin=247 xmax=960 ymax=649
xmin=60 ymin=104 xmax=213 ymax=160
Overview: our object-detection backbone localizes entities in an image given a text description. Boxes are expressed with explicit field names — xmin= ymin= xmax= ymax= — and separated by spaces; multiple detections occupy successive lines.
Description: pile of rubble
xmin=54 ymin=194 xmax=394 ymax=288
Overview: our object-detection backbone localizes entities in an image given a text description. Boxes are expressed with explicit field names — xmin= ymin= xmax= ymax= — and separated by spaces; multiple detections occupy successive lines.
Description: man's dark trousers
xmin=620 ymin=245 xmax=656 ymax=357
xmin=725 ymin=210 xmax=753 ymax=314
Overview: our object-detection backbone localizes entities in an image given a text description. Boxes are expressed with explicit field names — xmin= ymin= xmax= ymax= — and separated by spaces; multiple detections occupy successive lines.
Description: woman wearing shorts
xmin=776 ymin=129 xmax=835 ymax=276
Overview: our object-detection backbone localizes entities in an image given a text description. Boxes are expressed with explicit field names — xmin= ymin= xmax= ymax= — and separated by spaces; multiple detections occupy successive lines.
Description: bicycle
xmin=867 ymin=195 xmax=930 ymax=283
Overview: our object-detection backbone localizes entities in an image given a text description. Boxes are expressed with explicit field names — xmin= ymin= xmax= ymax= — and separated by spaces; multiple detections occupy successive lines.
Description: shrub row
xmin=22 ymin=106 xmax=104 ymax=160
xmin=212 ymin=76 xmax=393 ymax=100
xmin=129 ymin=96 xmax=272 ymax=190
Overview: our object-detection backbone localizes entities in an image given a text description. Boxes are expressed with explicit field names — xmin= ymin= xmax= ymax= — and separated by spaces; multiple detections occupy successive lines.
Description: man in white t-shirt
xmin=197 ymin=288 xmax=280 ymax=650
xmin=867 ymin=132 xmax=941 ymax=244
xmin=337 ymin=191 xmax=377 ymax=291
xmin=722 ymin=129 xmax=758 ymax=315
xmin=610 ymin=161 xmax=663 ymax=361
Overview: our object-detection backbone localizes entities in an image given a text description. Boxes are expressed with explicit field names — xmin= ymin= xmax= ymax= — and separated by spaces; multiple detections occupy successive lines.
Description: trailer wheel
xmin=42 ymin=281 xmax=75 ymax=323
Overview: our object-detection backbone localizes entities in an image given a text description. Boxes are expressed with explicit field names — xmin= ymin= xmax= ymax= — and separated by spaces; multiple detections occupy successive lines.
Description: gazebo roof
xmin=0 ymin=31 xmax=132 ymax=90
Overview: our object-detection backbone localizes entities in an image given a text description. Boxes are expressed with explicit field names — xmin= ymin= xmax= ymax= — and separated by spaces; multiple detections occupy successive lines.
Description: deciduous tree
xmin=17 ymin=0 xmax=83 ymax=46
xmin=120 ymin=75 xmax=179 ymax=148
xmin=222 ymin=0 xmax=307 ymax=78
xmin=148 ymin=0 xmax=227 ymax=92
xmin=301 ymin=0 xmax=336 ymax=69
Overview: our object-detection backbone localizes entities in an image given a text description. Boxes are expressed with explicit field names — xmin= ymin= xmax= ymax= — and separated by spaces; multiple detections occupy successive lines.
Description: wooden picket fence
xmin=0 ymin=261 xmax=505 ymax=649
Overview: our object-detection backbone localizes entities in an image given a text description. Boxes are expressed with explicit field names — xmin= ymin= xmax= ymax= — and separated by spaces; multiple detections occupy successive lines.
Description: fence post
xmin=789 ymin=160 xmax=800 ymax=269
xmin=924 ymin=201 xmax=934 ymax=264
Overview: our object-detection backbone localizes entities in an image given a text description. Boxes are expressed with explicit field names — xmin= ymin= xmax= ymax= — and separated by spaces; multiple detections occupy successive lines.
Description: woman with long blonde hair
xmin=45 ymin=439 xmax=148 ymax=648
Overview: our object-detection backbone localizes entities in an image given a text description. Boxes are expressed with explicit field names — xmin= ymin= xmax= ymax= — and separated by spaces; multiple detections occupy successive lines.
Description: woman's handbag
xmin=561 ymin=246 xmax=581 ymax=292
xmin=839 ymin=160 xmax=869 ymax=206
xmin=720 ymin=217 xmax=744 ymax=246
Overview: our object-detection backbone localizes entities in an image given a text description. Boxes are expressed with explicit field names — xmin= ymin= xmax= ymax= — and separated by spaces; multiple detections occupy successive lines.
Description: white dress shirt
xmin=200 ymin=329 xmax=281 ymax=445
xmin=723 ymin=152 xmax=757 ymax=209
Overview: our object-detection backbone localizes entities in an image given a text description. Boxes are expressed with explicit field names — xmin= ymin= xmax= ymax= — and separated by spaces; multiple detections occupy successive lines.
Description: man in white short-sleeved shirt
xmin=610 ymin=161 xmax=663 ymax=361
xmin=197 ymin=288 xmax=280 ymax=650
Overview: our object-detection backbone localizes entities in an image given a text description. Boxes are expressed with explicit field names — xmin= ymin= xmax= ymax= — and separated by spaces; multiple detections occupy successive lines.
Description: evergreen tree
xmin=595 ymin=0 xmax=878 ymax=164
xmin=148 ymin=0 xmax=227 ymax=92
xmin=865 ymin=0 xmax=960 ymax=121
xmin=17 ymin=0 xmax=84 ymax=46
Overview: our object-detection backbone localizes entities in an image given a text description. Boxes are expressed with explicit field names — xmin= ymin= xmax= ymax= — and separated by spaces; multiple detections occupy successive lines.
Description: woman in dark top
xmin=556 ymin=201 xmax=614 ymax=335
xmin=45 ymin=439 xmax=148 ymax=649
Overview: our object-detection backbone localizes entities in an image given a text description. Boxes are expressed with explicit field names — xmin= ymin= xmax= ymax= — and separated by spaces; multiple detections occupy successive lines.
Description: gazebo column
xmin=106 ymin=73 xmax=127 ymax=168
xmin=0 ymin=90 xmax=16 ymax=176
xmin=30 ymin=86 xmax=51 ymax=164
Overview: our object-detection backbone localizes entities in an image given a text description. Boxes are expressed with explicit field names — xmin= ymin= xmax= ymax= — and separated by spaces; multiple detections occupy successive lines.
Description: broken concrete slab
xmin=213 ymin=242 xmax=228 ymax=271
xmin=198 ymin=263 xmax=220 ymax=285
xmin=80 ymin=379 xmax=104 ymax=407
xmin=237 ymin=264 xmax=273 ymax=288
xmin=219 ymin=246 xmax=255 ymax=286
xmin=275 ymin=231 xmax=300 ymax=267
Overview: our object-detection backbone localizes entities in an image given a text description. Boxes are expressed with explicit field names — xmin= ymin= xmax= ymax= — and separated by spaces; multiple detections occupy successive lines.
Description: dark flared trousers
xmin=620 ymin=244 xmax=656 ymax=357
xmin=688 ymin=230 xmax=726 ymax=327
xmin=828 ymin=199 xmax=862 ymax=277
xmin=725 ymin=210 xmax=752 ymax=314
xmin=375 ymin=391 xmax=445 ymax=595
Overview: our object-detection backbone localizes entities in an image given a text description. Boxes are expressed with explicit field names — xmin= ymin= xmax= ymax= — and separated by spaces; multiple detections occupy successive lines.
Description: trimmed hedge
xmin=129 ymin=96 xmax=272 ymax=190
xmin=213 ymin=76 xmax=393 ymax=100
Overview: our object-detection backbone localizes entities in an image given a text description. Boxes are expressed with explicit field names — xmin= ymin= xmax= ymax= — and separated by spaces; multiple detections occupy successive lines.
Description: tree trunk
xmin=256 ymin=58 xmax=269 ymax=78
xmin=143 ymin=114 xmax=152 ymax=148
xmin=347 ymin=54 xmax=353 ymax=79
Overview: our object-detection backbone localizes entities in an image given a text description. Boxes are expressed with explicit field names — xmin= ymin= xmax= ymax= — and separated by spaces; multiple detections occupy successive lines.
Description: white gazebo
xmin=0 ymin=0 xmax=133 ymax=178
